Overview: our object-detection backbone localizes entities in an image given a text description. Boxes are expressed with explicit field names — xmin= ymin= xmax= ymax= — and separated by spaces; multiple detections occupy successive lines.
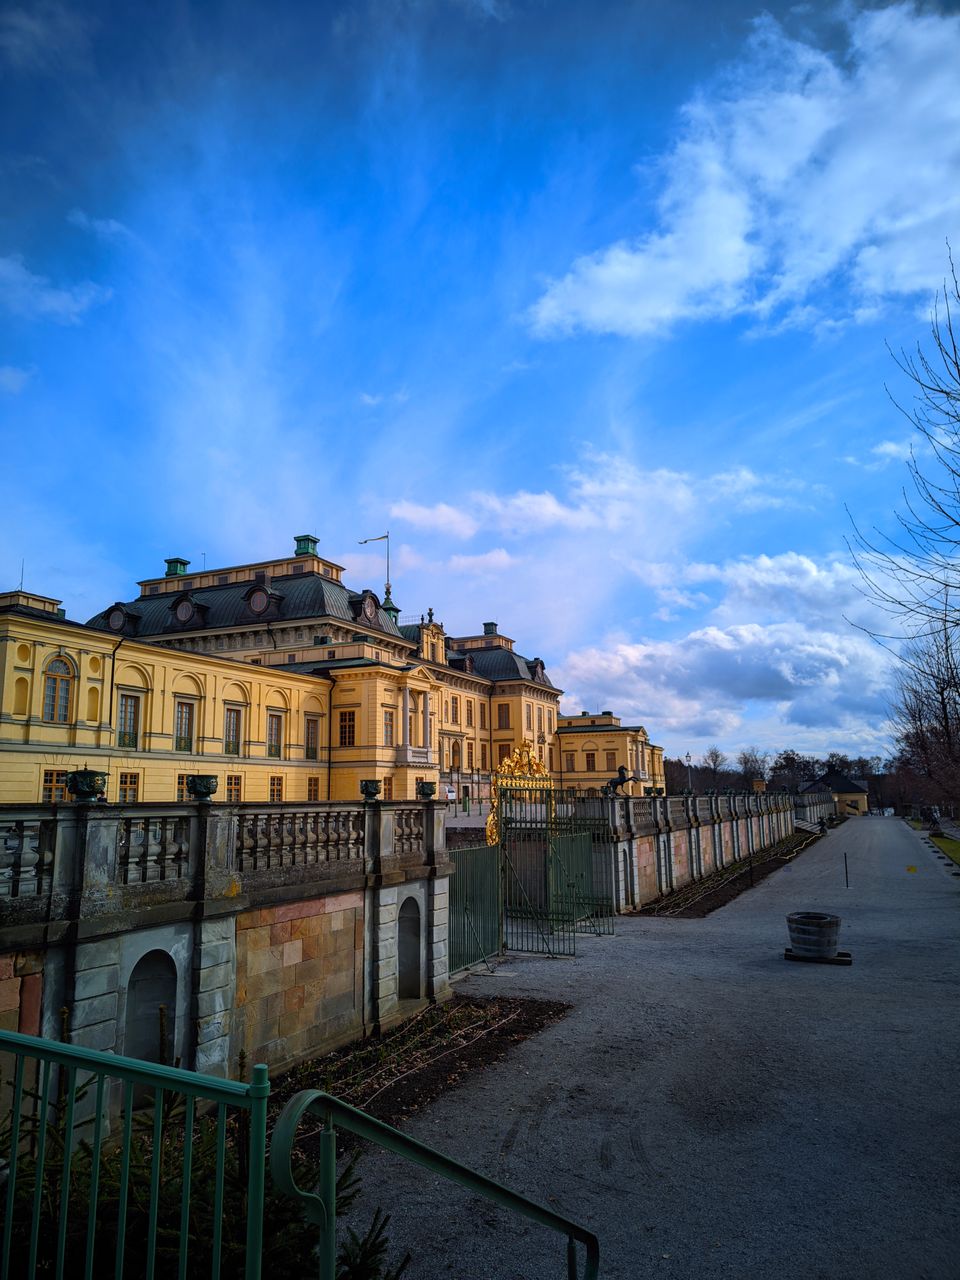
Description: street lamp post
xmin=685 ymin=751 xmax=693 ymax=793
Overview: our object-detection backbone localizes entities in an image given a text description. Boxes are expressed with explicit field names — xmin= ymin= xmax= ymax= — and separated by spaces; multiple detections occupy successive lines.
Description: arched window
xmin=43 ymin=659 xmax=73 ymax=723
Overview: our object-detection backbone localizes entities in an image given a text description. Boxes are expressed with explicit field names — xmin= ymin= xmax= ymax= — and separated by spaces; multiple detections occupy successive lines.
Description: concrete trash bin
xmin=786 ymin=912 xmax=840 ymax=959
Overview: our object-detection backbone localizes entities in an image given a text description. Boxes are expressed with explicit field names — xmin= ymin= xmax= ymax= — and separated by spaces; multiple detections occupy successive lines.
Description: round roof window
xmin=175 ymin=599 xmax=195 ymax=623
xmin=108 ymin=608 xmax=125 ymax=631
xmin=249 ymin=588 xmax=269 ymax=614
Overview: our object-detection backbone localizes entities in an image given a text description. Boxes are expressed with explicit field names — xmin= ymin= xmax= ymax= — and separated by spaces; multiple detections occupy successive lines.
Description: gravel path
xmin=352 ymin=818 xmax=960 ymax=1279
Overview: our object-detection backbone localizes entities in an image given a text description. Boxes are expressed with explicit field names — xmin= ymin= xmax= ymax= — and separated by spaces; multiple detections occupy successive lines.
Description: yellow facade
xmin=0 ymin=539 xmax=665 ymax=805
xmin=556 ymin=711 xmax=665 ymax=795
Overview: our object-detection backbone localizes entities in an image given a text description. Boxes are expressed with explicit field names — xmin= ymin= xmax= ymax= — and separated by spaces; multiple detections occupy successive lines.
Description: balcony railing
xmin=304 ymin=745 xmax=318 ymax=760
xmin=224 ymin=738 xmax=240 ymax=755
xmin=117 ymin=731 xmax=137 ymax=749
xmin=267 ymin=744 xmax=281 ymax=759
xmin=174 ymin=735 xmax=192 ymax=752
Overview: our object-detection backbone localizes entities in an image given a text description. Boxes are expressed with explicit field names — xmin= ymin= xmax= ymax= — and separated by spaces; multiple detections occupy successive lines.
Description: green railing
xmin=271 ymin=1089 xmax=600 ymax=1279
xmin=0 ymin=1029 xmax=268 ymax=1280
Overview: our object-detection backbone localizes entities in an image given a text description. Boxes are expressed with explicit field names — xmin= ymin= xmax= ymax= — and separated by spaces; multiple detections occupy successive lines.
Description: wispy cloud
xmin=390 ymin=500 xmax=478 ymax=539
xmin=0 ymin=364 xmax=34 ymax=394
xmin=68 ymin=208 xmax=135 ymax=243
xmin=531 ymin=3 xmax=960 ymax=338
xmin=0 ymin=2 xmax=90 ymax=71
xmin=0 ymin=255 xmax=110 ymax=323
xmin=359 ymin=388 xmax=409 ymax=407
xmin=447 ymin=548 xmax=514 ymax=574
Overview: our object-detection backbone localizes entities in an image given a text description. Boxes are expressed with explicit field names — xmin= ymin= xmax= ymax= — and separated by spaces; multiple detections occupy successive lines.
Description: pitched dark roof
xmin=86 ymin=571 xmax=404 ymax=639
xmin=801 ymin=771 xmax=868 ymax=794
xmin=465 ymin=647 xmax=559 ymax=689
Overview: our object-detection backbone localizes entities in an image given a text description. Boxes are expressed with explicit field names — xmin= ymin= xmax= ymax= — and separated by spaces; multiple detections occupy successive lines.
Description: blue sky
xmin=3 ymin=0 xmax=960 ymax=763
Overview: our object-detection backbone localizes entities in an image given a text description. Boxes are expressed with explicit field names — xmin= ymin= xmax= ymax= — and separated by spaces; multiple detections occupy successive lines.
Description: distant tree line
xmin=662 ymin=747 xmax=884 ymax=798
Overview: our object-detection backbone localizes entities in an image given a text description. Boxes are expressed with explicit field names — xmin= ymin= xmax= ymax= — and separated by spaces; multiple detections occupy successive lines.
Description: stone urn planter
xmin=186 ymin=774 xmax=219 ymax=802
xmin=415 ymin=781 xmax=437 ymax=800
xmin=359 ymin=779 xmax=381 ymax=801
xmin=66 ymin=769 xmax=108 ymax=802
xmin=786 ymin=912 xmax=840 ymax=959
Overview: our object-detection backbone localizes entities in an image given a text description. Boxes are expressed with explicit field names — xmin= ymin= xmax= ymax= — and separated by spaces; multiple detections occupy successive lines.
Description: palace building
xmin=0 ymin=535 xmax=664 ymax=805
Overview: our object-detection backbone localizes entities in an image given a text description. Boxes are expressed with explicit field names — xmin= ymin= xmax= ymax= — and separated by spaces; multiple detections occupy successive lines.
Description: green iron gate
xmin=449 ymin=841 xmax=503 ymax=973
xmin=448 ymin=784 xmax=616 ymax=969
xmin=498 ymin=783 xmax=615 ymax=956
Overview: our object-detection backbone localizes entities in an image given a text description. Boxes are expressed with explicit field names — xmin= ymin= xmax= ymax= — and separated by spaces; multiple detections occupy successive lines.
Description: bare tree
xmin=701 ymin=745 xmax=727 ymax=784
xmin=737 ymin=746 xmax=769 ymax=785
xmin=851 ymin=248 xmax=960 ymax=637
xmin=893 ymin=614 xmax=960 ymax=795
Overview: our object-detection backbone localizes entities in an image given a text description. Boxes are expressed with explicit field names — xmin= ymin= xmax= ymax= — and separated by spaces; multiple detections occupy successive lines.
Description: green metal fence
xmin=449 ymin=843 xmax=503 ymax=974
xmin=271 ymin=1088 xmax=600 ymax=1280
xmin=0 ymin=1029 xmax=268 ymax=1280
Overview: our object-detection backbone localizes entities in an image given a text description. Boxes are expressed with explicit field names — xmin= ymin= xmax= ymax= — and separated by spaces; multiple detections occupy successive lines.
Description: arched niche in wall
xmin=124 ymin=949 xmax=177 ymax=1089
xmin=13 ymin=676 xmax=28 ymax=716
xmin=397 ymin=897 xmax=422 ymax=1000
xmin=86 ymin=685 xmax=100 ymax=722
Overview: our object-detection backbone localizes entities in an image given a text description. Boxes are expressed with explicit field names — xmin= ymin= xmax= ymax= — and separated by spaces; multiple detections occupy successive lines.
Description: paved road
xmin=352 ymin=819 xmax=960 ymax=1279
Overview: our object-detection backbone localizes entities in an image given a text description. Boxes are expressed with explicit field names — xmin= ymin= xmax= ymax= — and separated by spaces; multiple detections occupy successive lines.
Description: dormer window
xmin=249 ymin=588 xmax=269 ymax=615
xmin=175 ymin=599 xmax=195 ymax=623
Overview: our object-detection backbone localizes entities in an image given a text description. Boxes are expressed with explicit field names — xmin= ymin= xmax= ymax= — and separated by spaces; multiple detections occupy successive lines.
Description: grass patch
xmin=931 ymin=834 xmax=960 ymax=866
xmin=907 ymin=818 xmax=924 ymax=829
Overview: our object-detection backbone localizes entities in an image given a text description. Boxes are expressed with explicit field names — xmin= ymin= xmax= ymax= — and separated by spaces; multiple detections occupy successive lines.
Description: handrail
xmin=270 ymin=1089 xmax=600 ymax=1279
xmin=0 ymin=1029 xmax=269 ymax=1280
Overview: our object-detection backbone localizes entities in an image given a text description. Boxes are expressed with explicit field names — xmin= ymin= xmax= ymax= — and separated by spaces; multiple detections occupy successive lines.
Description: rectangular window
xmin=481 ymin=743 xmax=488 ymax=770
xmin=450 ymin=696 xmax=459 ymax=724
xmin=339 ymin=710 xmax=356 ymax=747
xmin=585 ymin=753 xmax=596 ymax=773
xmin=525 ymin=704 xmax=532 ymax=732
xmin=269 ymin=775 xmax=283 ymax=802
xmin=175 ymin=701 xmax=194 ymax=752
xmin=549 ymin=747 xmax=554 ymax=771
xmin=467 ymin=741 xmax=474 ymax=769
xmin=118 ymin=693 xmax=139 ymax=749
xmin=287 ymin=652 xmax=297 ymax=663
xmin=176 ymin=773 xmax=189 ymax=801
xmin=226 ymin=774 xmax=242 ymax=802
xmin=537 ymin=707 xmax=544 ymax=734
xmin=307 ymin=776 xmax=320 ymax=802
xmin=328 ymin=649 xmax=336 ymax=659
xmin=564 ymin=752 xmax=575 ymax=773
xmin=41 ymin=769 xmax=67 ymax=803
xmin=466 ymin=700 xmax=474 ymax=727
xmin=606 ymin=751 xmax=617 ymax=771
xmin=267 ymin=712 xmax=283 ymax=758
xmin=118 ymin=772 xmax=139 ymax=803
xmin=430 ymin=642 xmax=437 ymax=661
xmin=498 ymin=743 xmax=511 ymax=764
xmin=383 ymin=709 xmax=395 ymax=746
xmin=479 ymin=703 xmax=487 ymax=730
xmin=305 ymin=715 xmax=320 ymax=760
xmin=224 ymin=706 xmax=241 ymax=755
xmin=383 ymin=776 xmax=394 ymax=800
xmin=497 ymin=704 xmax=510 ymax=730
xmin=547 ymin=709 xmax=554 ymax=732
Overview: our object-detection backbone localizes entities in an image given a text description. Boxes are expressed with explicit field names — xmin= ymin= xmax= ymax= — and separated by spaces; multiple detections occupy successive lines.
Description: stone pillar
xmin=192 ymin=917 xmax=236 ymax=1077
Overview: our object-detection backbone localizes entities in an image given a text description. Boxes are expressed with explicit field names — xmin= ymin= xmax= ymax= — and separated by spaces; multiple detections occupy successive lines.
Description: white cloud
xmin=447 ymin=548 xmax=514 ymax=574
xmin=0 ymin=364 xmax=34 ymax=394
xmin=0 ymin=255 xmax=110 ymax=324
xmin=532 ymin=4 xmax=960 ymax=338
xmin=389 ymin=500 xmax=478 ymax=539
xmin=359 ymin=388 xmax=409 ymax=407
xmin=68 ymin=208 xmax=135 ymax=242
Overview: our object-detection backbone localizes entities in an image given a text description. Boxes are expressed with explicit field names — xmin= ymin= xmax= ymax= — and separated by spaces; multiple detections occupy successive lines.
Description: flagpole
xmin=358 ymin=532 xmax=391 ymax=599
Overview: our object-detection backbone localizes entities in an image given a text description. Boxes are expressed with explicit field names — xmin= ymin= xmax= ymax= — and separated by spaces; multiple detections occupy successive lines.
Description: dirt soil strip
xmin=268 ymin=995 xmax=569 ymax=1159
